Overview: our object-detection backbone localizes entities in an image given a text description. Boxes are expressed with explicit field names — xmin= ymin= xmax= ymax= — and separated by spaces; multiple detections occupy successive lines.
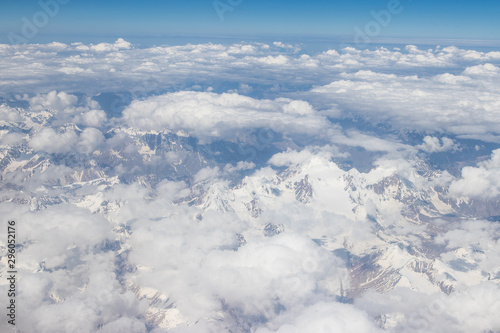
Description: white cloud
xmin=0 ymin=104 xmax=22 ymax=122
xmin=0 ymin=43 xmax=498 ymax=145
xmin=356 ymin=282 xmax=500 ymax=333
xmin=268 ymin=146 xmax=339 ymax=167
xmin=25 ymin=91 xmax=107 ymax=128
xmin=449 ymin=149 xmax=500 ymax=199
xmin=74 ymin=109 xmax=107 ymax=127
xmin=255 ymin=55 xmax=289 ymax=65
xmin=122 ymin=91 xmax=327 ymax=142
xmin=28 ymin=126 xmax=104 ymax=155
xmin=29 ymin=90 xmax=78 ymax=113
xmin=194 ymin=166 xmax=221 ymax=183
xmin=77 ymin=128 xmax=105 ymax=154
xmin=273 ymin=41 xmax=298 ymax=51
xmin=311 ymin=67 xmax=500 ymax=142
xmin=255 ymin=302 xmax=382 ymax=333
xmin=329 ymin=130 xmax=412 ymax=152
xmin=3 ymin=40 xmax=500 ymax=333
xmin=58 ymin=66 xmax=88 ymax=75
xmin=433 ymin=73 xmax=470 ymax=84
xmin=281 ymin=100 xmax=315 ymax=115
xmin=0 ymin=132 xmax=25 ymax=146
xmin=0 ymin=201 xmax=147 ymax=332
xmin=223 ymin=161 xmax=256 ymax=173
xmin=128 ymin=206 xmax=346 ymax=327
xmin=463 ymin=63 xmax=499 ymax=76
xmin=417 ymin=136 xmax=458 ymax=153
xmin=90 ymin=38 xmax=132 ymax=52
xmin=29 ymin=128 xmax=79 ymax=153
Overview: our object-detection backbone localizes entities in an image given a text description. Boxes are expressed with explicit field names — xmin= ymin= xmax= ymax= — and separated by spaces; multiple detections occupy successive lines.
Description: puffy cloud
xmin=356 ymin=282 xmax=500 ymax=333
xmin=193 ymin=166 xmax=221 ymax=183
xmin=93 ymin=174 xmax=361 ymax=330
xmin=89 ymin=38 xmax=132 ymax=52
xmin=223 ymin=161 xmax=256 ymax=173
xmin=128 ymin=207 xmax=346 ymax=327
xmin=73 ymin=109 xmax=107 ymax=127
xmin=311 ymin=67 xmax=500 ymax=142
xmin=2 ymin=41 xmax=498 ymax=100
xmin=26 ymin=91 xmax=106 ymax=126
xmin=449 ymin=149 xmax=500 ymax=199
xmin=0 ymin=132 xmax=25 ymax=146
xmin=463 ymin=63 xmax=499 ymax=76
xmin=29 ymin=90 xmax=78 ymax=112
xmin=15 ymin=204 xmax=111 ymax=268
xmin=255 ymin=55 xmax=289 ymax=65
xmin=0 ymin=201 xmax=147 ymax=333
xmin=3 ymin=40 xmax=500 ymax=333
xmin=255 ymin=302 xmax=382 ymax=333
xmin=268 ymin=146 xmax=338 ymax=167
xmin=281 ymin=100 xmax=314 ymax=115
xmin=28 ymin=126 xmax=103 ymax=154
xmin=29 ymin=128 xmax=79 ymax=153
xmin=417 ymin=136 xmax=458 ymax=153
xmin=122 ymin=91 xmax=327 ymax=142
xmin=77 ymin=128 xmax=105 ymax=154
xmin=272 ymin=42 xmax=301 ymax=54
xmin=0 ymin=104 xmax=22 ymax=122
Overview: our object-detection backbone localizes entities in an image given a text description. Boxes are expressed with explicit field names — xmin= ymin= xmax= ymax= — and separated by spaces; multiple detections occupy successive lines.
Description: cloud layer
xmin=1 ymin=40 xmax=500 ymax=333
xmin=2 ymin=40 xmax=500 ymax=142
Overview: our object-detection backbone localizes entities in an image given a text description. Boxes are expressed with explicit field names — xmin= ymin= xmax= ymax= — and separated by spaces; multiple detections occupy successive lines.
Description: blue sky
xmin=1 ymin=0 xmax=499 ymax=44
